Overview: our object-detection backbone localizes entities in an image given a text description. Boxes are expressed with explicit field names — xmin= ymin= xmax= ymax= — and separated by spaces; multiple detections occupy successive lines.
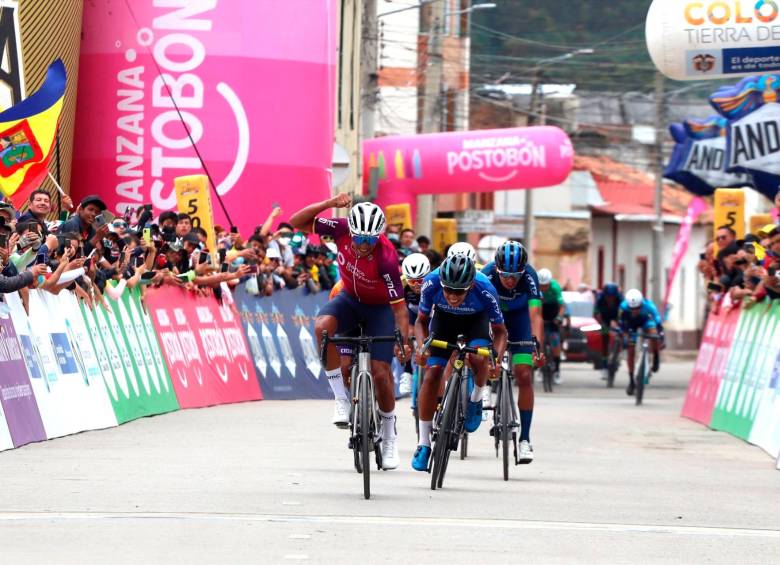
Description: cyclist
xmin=594 ymin=282 xmax=624 ymax=374
xmin=482 ymin=241 xmax=544 ymax=464
xmin=619 ymin=289 xmax=663 ymax=396
xmin=448 ymin=241 xmax=485 ymax=270
xmin=537 ymin=268 xmax=565 ymax=384
xmin=400 ymin=253 xmax=431 ymax=396
xmin=290 ymin=196 xmax=410 ymax=470
xmin=411 ymin=254 xmax=507 ymax=471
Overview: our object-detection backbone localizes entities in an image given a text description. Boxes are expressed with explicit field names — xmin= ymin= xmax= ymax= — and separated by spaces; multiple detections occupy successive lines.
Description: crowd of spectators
xmin=0 ymin=189 xmax=442 ymax=312
xmin=698 ymin=218 xmax=780 ymax=308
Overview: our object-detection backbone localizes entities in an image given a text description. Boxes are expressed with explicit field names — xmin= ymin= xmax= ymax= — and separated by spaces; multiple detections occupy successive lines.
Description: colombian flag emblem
xmin=0 ymin=59 xmax=66 ymax=207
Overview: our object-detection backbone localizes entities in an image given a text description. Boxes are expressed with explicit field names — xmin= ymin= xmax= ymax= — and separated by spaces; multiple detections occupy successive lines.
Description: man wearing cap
xmin=59 ymin=195 xmax=109 ymax=252
xmin=17 ymin=188 xmax=73 ymax=236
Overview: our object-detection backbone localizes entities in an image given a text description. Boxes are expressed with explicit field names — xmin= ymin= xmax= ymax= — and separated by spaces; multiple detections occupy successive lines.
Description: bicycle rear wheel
xmin=500 ymin=372 xmax=511 ymax=481
xmin=350 ymin=366 xmax=362 ymax=474
xmin=358 ymin=375 xmax=372 ymax=499
xmin=492 ymin=378 xmax=502 ymax=457
xmin=607 ymin=343 xmax=619 ymax=389
xmin=635 ymin=349 xmax=646 ymax=406
xmin=431 ymin=374 xmax=459 ymax=491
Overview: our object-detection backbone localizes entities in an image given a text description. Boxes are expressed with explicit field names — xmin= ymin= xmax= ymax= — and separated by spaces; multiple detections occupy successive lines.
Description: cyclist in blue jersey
xmin=619 ymin=289 xmax=663 ymax=396
xmin=482 ymin=241 xmax=544 ymax=464
xmin=594 ymin=282 xmax=624 ymax=373
xmin=411 ymin=254 xmax=508 ymax=471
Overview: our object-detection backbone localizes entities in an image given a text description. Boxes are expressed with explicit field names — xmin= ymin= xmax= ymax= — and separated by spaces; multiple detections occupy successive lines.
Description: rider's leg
xmin=314 ymin=314 xmax=347 ymax=398
xmin=418 ymin=365 xmax=445 ymax=446
xmin=600 ymin=326 xmax=610 ymax=368
xmin=626 ymin=338 xmax=637 ymax=394
xmin=514 ymin=361 xmax=534 ymax=441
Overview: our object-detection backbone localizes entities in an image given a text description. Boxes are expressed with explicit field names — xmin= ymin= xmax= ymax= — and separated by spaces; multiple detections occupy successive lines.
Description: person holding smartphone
xmin=59 ymin=195 xmax=109 ymax=253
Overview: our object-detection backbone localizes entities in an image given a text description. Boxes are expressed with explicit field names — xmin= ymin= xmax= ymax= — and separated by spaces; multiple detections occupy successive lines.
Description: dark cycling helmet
xmin=603 ymin=282 xmax=620 ymax=296
xmin=495 ymin=240 xmax=528 ymax=273
xmin=440 ymin=254 xmax=476 ymax=290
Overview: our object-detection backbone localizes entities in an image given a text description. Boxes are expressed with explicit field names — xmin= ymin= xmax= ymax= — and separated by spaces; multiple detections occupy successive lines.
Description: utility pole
xmin=524 ymin=67 xmax=542 ymax=260
xmin=651 ymin=71 xmax=665 ymax=305
xmin=417 ymin=1 xmax=446 ymax=237
xmin=361 ymin=0 xmax=378 ymax=142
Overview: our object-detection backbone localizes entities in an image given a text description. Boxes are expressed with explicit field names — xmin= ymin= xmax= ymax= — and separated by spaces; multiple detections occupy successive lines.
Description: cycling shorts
xmin=427 ymin=309 xmax=491 ymax=368
xmin=505 ymin=308 xmax=534 ymax=366
xmin=623 ymin=318 xmax=657 ymax=344
xmin=319 ymin=291 xmax=395 ymax=363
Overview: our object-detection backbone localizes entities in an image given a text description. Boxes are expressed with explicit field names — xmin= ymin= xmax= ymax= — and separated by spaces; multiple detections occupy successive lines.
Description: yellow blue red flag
xmin=0 ymin=59 xmax=66 ymax=207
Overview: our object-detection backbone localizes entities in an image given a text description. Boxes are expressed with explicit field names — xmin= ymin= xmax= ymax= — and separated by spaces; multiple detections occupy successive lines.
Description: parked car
xmin=561 ymin=291 xmax=602 ymax=366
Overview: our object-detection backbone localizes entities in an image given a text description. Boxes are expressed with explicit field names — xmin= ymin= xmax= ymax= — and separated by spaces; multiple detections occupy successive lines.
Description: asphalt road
xmin=0 ymin=360 xmax=778 ymax=564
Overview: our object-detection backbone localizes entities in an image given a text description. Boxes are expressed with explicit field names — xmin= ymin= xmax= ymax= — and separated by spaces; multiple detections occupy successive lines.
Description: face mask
xmin=278 ymin=237 xmax=291 ymax=246
xmin=388 ymin=233 xmax=399 ymax=242
xmin=324 ymin=242 xmax=337 ymax=254
xmin=162 ymin=226 xmax=174 ymax=234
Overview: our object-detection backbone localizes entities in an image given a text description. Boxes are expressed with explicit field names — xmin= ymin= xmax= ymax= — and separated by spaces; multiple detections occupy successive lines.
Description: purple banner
xmin=0 ymin=312 xmax=46 ymax=447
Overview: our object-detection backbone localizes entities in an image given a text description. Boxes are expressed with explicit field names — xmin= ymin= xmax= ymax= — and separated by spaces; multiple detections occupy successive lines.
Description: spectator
xmin=417 ymin=235 xmax=442 ymax=268
xmin=398 ymin=228 xmax=417 ymax=258
xmin=159 ymin=211 xmax=178 ymax=242
xmin=17 ymin=188 xmax=73 ymax=235
xmin=265 ymin=246 xmax=297 ymax=289
xmin=175 ymin=213 xmax=192 ymax=238
xmin=59 ymin=195 xmax=108 ymax=252
xmin=267 ymin=222 xmax=295 ymax=268
xmin=715 ymin=225 xmax=737 ymax=250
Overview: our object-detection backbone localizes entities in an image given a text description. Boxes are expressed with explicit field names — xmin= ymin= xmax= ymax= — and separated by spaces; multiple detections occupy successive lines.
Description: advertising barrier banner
xmin=234 ymin=285 xmax=330 ymax=400
xmin=711 ymin=300 xmax=778 ymax=440
xmin=747 ymin=300 xmax=780 ymax=457
xmin=80 ymin=289 xmax=179 ymax=424
xmin=146 ymin=286 xmax=261 ymax=408
xmin=0 ymin=303 xmax=46 ymax=448
xmin=6 ymin=291 xmax=117 ymax=439
xmin=681 ymin=300 xmax=741 ymax=424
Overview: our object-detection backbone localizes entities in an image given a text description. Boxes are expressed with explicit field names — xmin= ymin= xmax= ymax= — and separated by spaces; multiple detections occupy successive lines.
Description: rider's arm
xmin=491 ymin=323 xmax=508 ymax=361
xmin=414 ymin=311 xmax=431 ymax=351
xmin=529 ymin=301 xmax=543 ymax=350
xmin=554 ymin=280 xmax=565 ymax=318
xmin=391 ymin=300 xmax=410 ymax=344
xmin=289 ymin=194 xmax=350 ymax=234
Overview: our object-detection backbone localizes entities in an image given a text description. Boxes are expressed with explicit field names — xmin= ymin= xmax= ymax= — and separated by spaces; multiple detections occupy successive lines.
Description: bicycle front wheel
xmin=635 ymin=350 xmax=646 ymax=406
xmin=500 ymin=372 xmax=511 ymax=481
xmin=358 ymin=375 xmax=372 ymax=499
xmin=431 ymin=375 xmax=459 ymax=491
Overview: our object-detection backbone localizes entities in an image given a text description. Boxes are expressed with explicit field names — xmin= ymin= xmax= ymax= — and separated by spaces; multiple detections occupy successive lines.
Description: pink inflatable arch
xmin=362 ymin=126 xmax=574 ymax=210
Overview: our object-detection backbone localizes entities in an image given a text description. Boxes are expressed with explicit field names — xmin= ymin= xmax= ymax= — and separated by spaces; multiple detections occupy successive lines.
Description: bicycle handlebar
xmin=426 ymin=338 xmax=493 ymax=359
xmin=320 ymin=330 xmax=406 ymax=365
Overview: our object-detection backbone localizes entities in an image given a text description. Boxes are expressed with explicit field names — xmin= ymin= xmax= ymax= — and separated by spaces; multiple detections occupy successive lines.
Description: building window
xmin=637 ymin=256 xmax=648 ymax=297
xmin=597 ymin=246 xmax=605 ymax=289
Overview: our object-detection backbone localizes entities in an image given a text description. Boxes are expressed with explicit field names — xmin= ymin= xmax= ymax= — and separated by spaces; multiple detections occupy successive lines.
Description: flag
xmin=0 ymin=59 xmax=66 ymax=207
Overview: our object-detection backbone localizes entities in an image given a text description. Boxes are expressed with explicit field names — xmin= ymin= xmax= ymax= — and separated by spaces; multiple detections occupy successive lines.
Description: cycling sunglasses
xmin=407 ymin=277 xmax=424 ymax=285
xmin=442 ymin=286 xmax=468 ymax=296
xmin=320 ymin=235 xmax=334 ymax=243
xmin=497 ymin=269 xmax=524 ymax=280
xmin=352 ymin=234 xmax=378 ymax=246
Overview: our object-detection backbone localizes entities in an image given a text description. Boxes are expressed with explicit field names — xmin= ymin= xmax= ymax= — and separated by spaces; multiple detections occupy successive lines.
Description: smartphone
xmin=220 ymin=263 xmax=229 ymax=273
xmin=230 ymin=226 xmax=239 ymax=234
xmin=35 ymin=253 xmax=48 ymax=265
xmin=141 ymin=270 xmax=157 ymax=281
xmin=707 ymin=281 xmax=723 ymax=292
xmin=143 ymin=227 xmax=152 ymax=246
xmin=94 ymin=214 xmax=107 ymax=229
xmin=86 ymin=248 xmax=97 ymax=260
xmin=0 ymin=233 xmax=7 ymax=248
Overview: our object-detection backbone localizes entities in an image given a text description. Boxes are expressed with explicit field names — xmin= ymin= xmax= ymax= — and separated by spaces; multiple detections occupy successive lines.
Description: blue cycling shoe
xmin=411 ymin=445 xmax=431 ymax=471
xmin=464 ymin=400 xmax=483 ymax=433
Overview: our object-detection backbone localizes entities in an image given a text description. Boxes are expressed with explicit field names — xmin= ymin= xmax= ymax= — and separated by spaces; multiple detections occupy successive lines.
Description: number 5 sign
xmin=713 ymin=188 xmax=745 ymax=248
xmin=175 ymin=175 xmax=218 ymax=256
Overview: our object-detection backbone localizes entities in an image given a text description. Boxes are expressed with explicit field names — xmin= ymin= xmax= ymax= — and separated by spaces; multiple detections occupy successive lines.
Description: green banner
xmin=710 ymin=300 xmax=775 ymax=439
xmin=80 ymin=289 xmax=178 ymax=424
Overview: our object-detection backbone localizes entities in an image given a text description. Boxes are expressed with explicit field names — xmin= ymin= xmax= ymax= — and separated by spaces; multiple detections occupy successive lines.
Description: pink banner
xmin=681 ymin=300 xmax=741 ymax=424
xmin=146 ymin=286 xmax=261 ymax=409
xmin=362 ymin=126 xmax=574 ymax=208
xmin=662 ymin=196 xmax=707 ymax=313
xmin=72 ymin=0 xmax=337 ymax=232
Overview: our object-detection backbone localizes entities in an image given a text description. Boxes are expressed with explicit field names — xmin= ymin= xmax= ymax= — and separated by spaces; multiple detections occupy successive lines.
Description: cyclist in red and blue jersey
xmin=290 ymin=196 xmax=410 ymax=470
xmin=482 ymin=241 xmax=544 ymax=463
xmin=412 ymin=254 xmax=507 ymax=471
xmin=619 ymin=289 xmax=663 ymax=396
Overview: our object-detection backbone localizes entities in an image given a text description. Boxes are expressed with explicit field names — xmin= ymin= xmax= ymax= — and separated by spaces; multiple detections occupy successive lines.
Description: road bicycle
xmin=633 ymin=332 xmax=661 ymax=406
xmin=486 ymin=339 xmax=535 ymax=480
xmin=320 ymin=329 xmax=404 ymax=500
xmin=604 ymin=327 xmax=623 ymax=388
xmin=540 ymin=322 xmax=558 ymax=393
xmin=421 ymin=335 xmax=493 ymax=491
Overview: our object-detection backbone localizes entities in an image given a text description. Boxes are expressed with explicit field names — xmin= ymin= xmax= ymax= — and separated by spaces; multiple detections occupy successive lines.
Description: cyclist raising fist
xmin=290 ymin=198 xmax=409 ymax=470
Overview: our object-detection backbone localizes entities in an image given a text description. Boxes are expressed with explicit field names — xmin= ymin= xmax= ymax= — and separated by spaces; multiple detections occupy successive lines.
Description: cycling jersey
xmin=619 ymin=298 xmax=662 ymax=334
xmin=594 ymin=291 xmax=623 ymax=323
xmin=313 ymin=217 xmax=403 ymax=305
xmin=402 ymin=276 xmax=422 ymax=314
xmin=481 ymin=262 xmax=542 ymax=311
xmin=541 ymin=279 xmax=564 ymax=322
xmin=419 ymin=269 xmax=504 ymax=324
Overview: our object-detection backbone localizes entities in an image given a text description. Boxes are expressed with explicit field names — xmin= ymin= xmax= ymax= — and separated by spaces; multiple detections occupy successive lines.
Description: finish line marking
xmin=0 ymin=512 xmax=777 ymax=539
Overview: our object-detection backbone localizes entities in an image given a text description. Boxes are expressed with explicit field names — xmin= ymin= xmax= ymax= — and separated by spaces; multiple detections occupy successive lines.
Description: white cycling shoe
xmin=332 ymin=398 xmax=350 ymax=428
xmin=553 ymin=372 xmax=562 ymax=385
xmin=518 ymin=440 xmax=534 ymax=464
xmin=381 ymin=435 xmax=399 ymax=470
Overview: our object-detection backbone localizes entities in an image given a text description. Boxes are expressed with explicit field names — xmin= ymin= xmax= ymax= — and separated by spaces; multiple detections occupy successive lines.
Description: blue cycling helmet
xmin=495 ymin=240 xmax=528 ymax=273
xmin=604 ymin=282 xmax=620 ymax=296
xmin=440 ymin=254 xmax=476 ymax=290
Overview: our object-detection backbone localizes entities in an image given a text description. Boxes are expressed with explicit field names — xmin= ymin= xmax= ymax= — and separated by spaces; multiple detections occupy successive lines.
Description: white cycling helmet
xmin=626 ymin=288 xmax=643 ymax=309
xmin=447 ymin=241 xmax=477 ymax=262
xmin=402 ymin=253 xmax=431 ymax=280
xmin=348 ymin=202 xmax=385 ymax=237
xmin=537 ymin=268 xmax=553 ymax=286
